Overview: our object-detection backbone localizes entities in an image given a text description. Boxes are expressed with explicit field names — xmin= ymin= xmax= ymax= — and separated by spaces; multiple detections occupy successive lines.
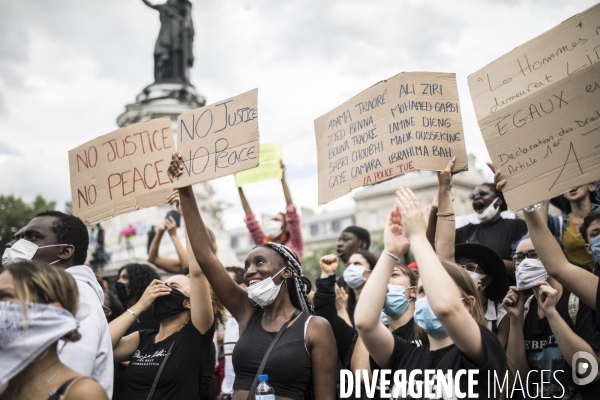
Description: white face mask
xmin=247 ymin=268 xmax=286 ymax=307
xmin=2 ymin=239 xmax=65 ymax=266
xmin=476 ymin=198 xmax=500 ymax=223
xmin=516 ymin=258 xmax=548 ymax=290
xmin=467 ymin=270 xmax=488 ymax=288
xmin=264 ymin=220 xmax=283 ymax=239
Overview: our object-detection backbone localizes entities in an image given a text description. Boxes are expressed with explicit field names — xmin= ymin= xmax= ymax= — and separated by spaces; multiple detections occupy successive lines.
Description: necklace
xmin=10 ymin=362 xmax=62 ymax=400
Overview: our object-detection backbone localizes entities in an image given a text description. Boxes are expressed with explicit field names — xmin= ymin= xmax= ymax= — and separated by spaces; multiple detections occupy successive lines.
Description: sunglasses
xmin=458 ymin=262 xmax=479 ymax=272
xmin=512 ymin=250 xmax=538 ymax=264
xmin=469 ymin=189 xmax=492 ymax=200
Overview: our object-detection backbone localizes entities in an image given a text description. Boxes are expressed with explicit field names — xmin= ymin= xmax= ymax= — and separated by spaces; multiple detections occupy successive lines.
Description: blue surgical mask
xmin=384 ymin=284 xmax=414 ymax=319
xmin=414 ymin=296 xmax=448 ymax=339
xmin=590 ymin=236 xmax=600 ymax=266
xmin=343 ymin=264 xmax=367 ymax=289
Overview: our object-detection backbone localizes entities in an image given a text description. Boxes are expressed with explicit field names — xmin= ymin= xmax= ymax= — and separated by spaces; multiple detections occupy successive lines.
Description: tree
xmin=0 ymin=195 xmax=56 ymax=249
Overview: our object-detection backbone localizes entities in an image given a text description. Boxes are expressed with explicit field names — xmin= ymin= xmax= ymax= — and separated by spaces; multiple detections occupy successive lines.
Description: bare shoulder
xmin=65 ymin=377 xmax=108 ymax=400
xmin=307 ymin=315 xmax=333 ymax=336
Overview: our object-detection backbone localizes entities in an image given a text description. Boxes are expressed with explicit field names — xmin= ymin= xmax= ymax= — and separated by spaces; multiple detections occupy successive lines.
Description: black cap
xmin=342 ymin=226 xmax=371 ymax=249
xmin=455 ymin=243 xmax=508 ymax=302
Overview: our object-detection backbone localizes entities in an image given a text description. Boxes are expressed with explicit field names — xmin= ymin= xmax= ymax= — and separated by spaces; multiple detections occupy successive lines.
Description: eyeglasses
xmin=512 ymin=250 xmax=538 ymax=264
xmin=458 ymin=262 xmax=479 ymax=272
xmin=469 ymin=189 xmax=492 ymax=200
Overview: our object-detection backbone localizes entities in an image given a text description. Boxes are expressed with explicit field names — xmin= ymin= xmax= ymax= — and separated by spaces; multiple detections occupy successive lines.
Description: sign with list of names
xmin=314 ymin=72 xmax=467 ymax=205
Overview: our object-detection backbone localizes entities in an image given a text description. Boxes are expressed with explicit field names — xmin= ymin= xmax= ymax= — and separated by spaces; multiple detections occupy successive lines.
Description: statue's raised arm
xmin=141 ymin=0 xmax=158 ymax=10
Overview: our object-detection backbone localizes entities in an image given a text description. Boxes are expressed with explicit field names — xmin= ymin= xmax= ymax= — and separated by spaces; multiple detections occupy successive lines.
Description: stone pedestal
xmin=97 ymin=83 xmax=239 ymax=279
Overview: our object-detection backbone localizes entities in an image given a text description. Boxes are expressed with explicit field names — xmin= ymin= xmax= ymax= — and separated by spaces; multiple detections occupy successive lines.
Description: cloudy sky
xmin=0 ymin=0 xmax=596 ymax=230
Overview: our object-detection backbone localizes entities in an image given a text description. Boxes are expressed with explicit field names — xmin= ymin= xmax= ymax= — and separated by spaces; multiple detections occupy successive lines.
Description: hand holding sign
xmin=468 ymin=3 xmax=600 ymax=211
xmin=173 ymin=88 xmax=259 ymax=188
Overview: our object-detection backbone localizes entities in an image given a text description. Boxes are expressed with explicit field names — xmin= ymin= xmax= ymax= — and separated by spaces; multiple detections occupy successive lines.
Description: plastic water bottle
xmin=255 ymin=374 xmax=275 ymax=400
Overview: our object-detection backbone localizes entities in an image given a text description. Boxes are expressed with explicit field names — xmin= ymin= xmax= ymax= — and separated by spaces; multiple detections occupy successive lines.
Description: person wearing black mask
xmin=108 ymin=262 xmax=221 ymax=399
xmin=115 ymin=263 xmax=160 ymax=332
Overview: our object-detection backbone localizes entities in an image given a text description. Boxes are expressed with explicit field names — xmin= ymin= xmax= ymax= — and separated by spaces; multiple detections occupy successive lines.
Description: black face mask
xmin=115 ymin=282 xmax=129 ymax=302
xmin=153 ymin=287 xmax=188 ymax=321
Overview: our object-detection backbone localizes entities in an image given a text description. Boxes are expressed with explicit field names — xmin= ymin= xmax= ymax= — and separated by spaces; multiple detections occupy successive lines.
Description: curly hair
xmin=118 ymin=263 xmax=160 ymax=301
xmin=35 ymin=211 xmax=89 ymax=266
xmin=225 ymin=266 xmax=245 ymax=285
xmin=6 ymin=261 xmax=81 ymax=342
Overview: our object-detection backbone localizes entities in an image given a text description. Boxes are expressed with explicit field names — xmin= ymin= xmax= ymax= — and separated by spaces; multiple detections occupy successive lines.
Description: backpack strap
xmin=523 ymin=295 xmax=535 ymax=322
xmin=568 ymin=292 xmax=579 ymax=325
xmin=147 ymin=340 xmax=176 ymax=400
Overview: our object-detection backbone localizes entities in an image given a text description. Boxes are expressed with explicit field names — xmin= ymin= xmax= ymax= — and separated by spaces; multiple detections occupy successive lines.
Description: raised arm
xmin=141 ymin=0 xmax=158 ymax=9
xmin=502 ymin=286 xmax=530 ymax=375
xmin=434 ymin=157 xmax=457 ymax=261
xmin=238 ymin=187 xmax=253 ymax=215
xmin=490 ymin=164 xmax=598 ymax=310
xmin=396 ymin=187 xmax=487 ymax=366
xmin=425 ymin=197 xmax=438 ymax=248
xmin=167 ymin=217 xmax=189 ymax=270
xmin=355 ymin=205 xmax=409 ymax=368
xmin=523 ymin=209 xmax=598 ymax=309
xmin=185 ymin=230 xmax=214 ymax=334
xmin=109 ymin=279 xmax=171 ymax=362
xmin=538 ymin=282 xmax=600 ymax=378
xmin=281 ymin=162 xmax=293 ymax=206
xmin=147 ymin=218 xmax=186 ymax=274
xmin=169 ymin=154 xmax=253 ymax=323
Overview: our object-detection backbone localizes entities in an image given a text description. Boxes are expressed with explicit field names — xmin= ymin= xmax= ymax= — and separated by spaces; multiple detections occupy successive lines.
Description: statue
xmin=142 ymin=0 xmax=194 ymax=84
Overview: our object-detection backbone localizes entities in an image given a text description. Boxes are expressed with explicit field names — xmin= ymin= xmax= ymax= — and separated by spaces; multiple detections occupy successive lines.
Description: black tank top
xmin=232 ymin=309 xmax=312 ymax=400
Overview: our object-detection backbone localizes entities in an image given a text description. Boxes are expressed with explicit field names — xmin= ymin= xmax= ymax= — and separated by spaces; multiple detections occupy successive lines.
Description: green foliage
xmin=0 ymin=195 xmax=56 ymax=249
xmin=301 ymin=244 xmax=338 ymax=285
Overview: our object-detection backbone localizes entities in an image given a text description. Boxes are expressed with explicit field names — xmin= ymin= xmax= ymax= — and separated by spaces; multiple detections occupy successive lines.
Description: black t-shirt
xmin=388 ymin=323 xmax=506 ymax=399
xmin=523 ymin=290 xmax=600 ymax=400
xmin=113 ymin=309 xmax=159 ymax=400
xmin=455 ymin=218 xmax=527 ymax=260
xmin=125 ymin=320 xmax=215 ymax=399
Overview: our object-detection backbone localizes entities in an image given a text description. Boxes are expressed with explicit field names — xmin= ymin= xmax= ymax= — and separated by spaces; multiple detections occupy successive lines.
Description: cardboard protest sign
xmin=173 ymin=88 xmax=259 ymax=188
xmin=234 ymin=143 xmax=283 ymax=187
xmin=69 ymin=117 xmax=174 ymax=225
xmin=468 ymin=3 xmax=600 ymax=211
xmin=314 ymin=72 xmax=467 ymax=205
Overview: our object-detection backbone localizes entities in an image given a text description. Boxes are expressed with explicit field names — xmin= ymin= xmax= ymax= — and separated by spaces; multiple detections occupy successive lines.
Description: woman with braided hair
xmin=168 ymin=153 xmax=337 ymax=400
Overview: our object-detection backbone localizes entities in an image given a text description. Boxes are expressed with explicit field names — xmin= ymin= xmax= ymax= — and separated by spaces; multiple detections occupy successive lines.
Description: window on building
xmin=331 ymin=219 xmax=340 ymax=233
xmin=369 ymin=211 xmax=378 ymax=228
xmin=230 ymin=236 xmax=238 ymax=249
xmin=310 ymin=223 xmax=319 ymax=237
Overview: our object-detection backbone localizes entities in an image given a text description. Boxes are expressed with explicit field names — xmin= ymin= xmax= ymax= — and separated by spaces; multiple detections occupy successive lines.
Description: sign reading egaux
xmin=468 ymin=3 xmax=600 ymax=211
xmin=315 ymin=72 xmax=468 ymax=205
xmin=69 ymin=89 xmax=259 ymax=225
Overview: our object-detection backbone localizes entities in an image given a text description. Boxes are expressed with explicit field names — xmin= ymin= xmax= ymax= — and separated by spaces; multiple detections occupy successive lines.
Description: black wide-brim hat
xmin=455 ymin=243 xmax=509 ymax=302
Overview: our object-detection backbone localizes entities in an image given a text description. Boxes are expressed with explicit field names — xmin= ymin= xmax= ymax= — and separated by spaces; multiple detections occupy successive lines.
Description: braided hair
xmin=259 ymin=242 xmax=316 ymax=400
xmin=259 ymin=242 xmax=314 ymax=315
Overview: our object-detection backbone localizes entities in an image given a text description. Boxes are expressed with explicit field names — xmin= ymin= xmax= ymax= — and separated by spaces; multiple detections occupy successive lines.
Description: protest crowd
xmin=3 ymin=3 xmax=600 ymax=400
xmin=3 ymin=151 xmax=600 ymax=400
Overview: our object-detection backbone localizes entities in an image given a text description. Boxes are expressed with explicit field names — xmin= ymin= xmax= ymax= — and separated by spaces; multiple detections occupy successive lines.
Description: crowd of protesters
xmin=2 ymin=153 xmax=600 ymax=400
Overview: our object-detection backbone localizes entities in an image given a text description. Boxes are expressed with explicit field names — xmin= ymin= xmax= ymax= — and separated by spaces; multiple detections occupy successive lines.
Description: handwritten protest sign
xmin=468 ymin=4 xmax=600 ymax=211
xmin=314 ymin=72 xmax=467 ymax=205
xmin=234 ymin=143 xmax=283 ymax=187
xmin=69 ymin=117 xmax=174 ymax=225
xmin=173 ymin=88 xmax=259 ymax=188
